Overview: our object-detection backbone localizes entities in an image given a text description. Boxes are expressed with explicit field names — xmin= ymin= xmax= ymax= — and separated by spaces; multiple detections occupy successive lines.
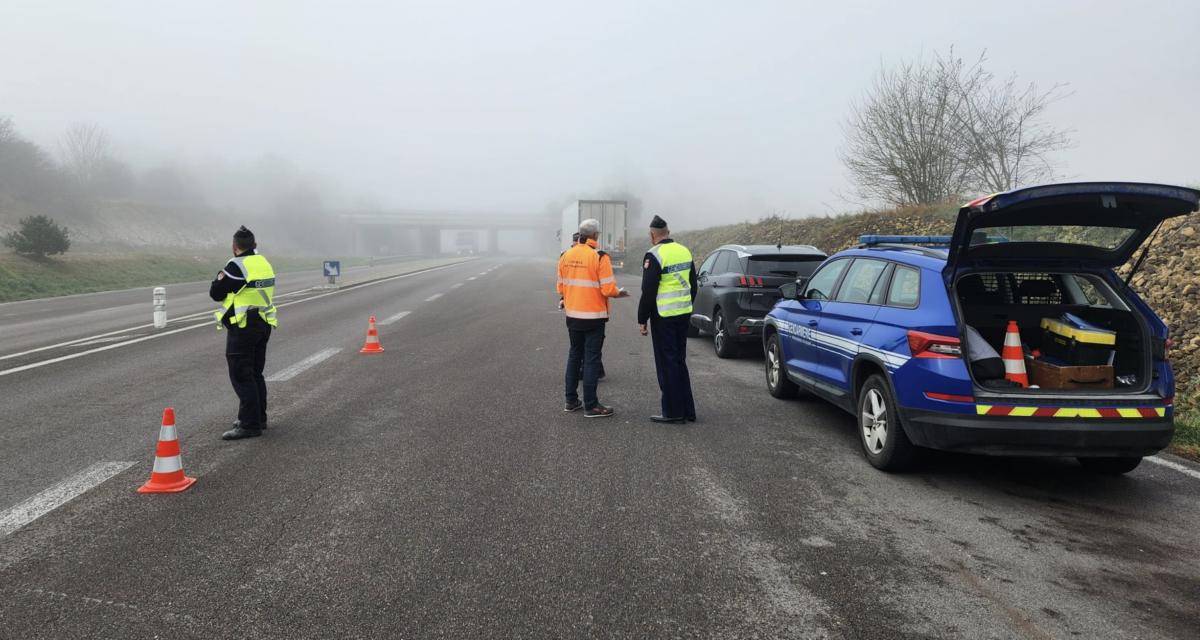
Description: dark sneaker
xmin=564 ymin=399 xmax=583 ymax=412
xmin=584 ymin=404 xmax=615 ymax=418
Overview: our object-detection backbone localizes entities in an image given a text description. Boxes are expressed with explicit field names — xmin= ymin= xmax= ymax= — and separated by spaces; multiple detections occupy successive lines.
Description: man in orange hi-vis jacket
xmin=557 ymin=218 xmax=629 ymax=417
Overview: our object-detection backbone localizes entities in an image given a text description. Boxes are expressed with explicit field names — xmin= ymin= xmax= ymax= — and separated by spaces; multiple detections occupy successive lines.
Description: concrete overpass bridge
xmin=340 ymin=211 xmax=557 ymax=255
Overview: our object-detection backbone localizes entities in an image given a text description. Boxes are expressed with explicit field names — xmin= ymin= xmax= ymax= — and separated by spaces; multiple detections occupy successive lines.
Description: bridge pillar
xmin=419 ymin=225 xmax=440 ymax=255
xmin=487 ymin=227 xmax=499 ymax=253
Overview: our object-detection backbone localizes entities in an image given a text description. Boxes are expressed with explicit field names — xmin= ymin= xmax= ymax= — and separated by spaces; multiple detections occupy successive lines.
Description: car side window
xmin=712 ymin=251 xmax=732 ymax=275
xmin=698 ymin=253 xmax=717 ymax=276
xmin=869 ymin=263 xmax=895 ymax=305
xmin=887 ymin=265 xmax=921 ymax=308
xmin=804 ymin=259 xmax=848 ymax=301
xmin=834 ymin=259 xmax=887 ymax=304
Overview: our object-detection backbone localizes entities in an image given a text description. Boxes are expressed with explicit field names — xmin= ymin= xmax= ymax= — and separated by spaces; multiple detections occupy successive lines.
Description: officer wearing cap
xmin=209 ymin=226 xmax=277 ymax=440
xmin=638 ymin=215 xmax=697 ymax=423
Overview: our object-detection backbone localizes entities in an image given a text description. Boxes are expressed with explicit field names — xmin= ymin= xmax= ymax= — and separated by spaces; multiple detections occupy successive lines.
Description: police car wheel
xmin=857 ymin=375 xmax=916 ymax=471
xmin=765 ymin=334 xmax=799 ymax=398
xmin=713 ymin=310 xmax=738 ymax=358
xmin=1076 ymin=456 xmax=1142 ymax=475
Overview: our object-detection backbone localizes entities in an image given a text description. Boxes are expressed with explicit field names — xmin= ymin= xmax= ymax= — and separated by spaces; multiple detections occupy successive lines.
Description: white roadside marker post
xmin=152 ymin=287 xmax=167 ymax=329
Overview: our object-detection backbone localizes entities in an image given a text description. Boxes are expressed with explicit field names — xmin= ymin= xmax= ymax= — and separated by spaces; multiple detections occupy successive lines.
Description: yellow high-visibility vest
xmin=650 ymin=241 xmax=693 ymax=317
xmin=215 ymin=254 xmax=278 ymax=328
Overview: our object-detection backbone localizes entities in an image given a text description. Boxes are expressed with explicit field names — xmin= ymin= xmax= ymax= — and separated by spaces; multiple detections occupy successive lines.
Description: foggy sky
xmin=2 ymin=0 xmax=1197 ymax=230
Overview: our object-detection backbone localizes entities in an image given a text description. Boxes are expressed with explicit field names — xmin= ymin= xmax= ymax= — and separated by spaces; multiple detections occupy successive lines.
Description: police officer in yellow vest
xmin=209 ymin=226 xmax=277 ymax=440
xmin=637 ymin=215 xmax=697 ymax=423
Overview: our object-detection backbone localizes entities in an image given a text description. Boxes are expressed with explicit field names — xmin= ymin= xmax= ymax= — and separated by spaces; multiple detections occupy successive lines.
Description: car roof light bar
xmin=859 ymin=235 xmax=953 ymax=246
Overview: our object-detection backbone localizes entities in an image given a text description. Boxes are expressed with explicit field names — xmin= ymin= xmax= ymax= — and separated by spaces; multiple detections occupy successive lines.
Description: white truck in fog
xmin=560 ymin=200 xmax=628 ymax=266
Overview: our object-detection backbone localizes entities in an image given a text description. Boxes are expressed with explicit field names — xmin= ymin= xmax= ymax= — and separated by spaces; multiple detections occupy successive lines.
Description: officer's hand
xmin=616 ymin=288 xmax=630 ymax=298
xmin=639 ymin=323 xmax=648 ymax=336
xmin=557 ymin=299 xmax=564 ymax=310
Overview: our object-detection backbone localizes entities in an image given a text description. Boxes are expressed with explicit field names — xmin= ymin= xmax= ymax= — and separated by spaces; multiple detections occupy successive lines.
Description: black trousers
xmin=225 ymin=314 xmax=271 ymax=427
xmin=565 ymin=324 xmax=605 ymax=409
xmin=650 ymin=314 xmax=696 ymax=419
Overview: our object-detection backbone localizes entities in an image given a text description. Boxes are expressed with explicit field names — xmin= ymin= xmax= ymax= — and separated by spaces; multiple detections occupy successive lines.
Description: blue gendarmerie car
xmin=763 ymin=182 xmax=1199 ymax=473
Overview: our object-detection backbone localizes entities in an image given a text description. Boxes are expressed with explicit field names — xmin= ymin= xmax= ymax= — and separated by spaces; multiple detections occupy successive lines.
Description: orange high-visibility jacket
xmin=557 ymin=238 xmax=620 ymax=320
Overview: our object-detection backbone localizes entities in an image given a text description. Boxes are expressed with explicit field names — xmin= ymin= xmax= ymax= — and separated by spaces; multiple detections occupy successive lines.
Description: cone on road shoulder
xmin=138 ymin=407 xmax=196 ymax=494
xmin=1002 ymin=320 xmax=1029 ymax=388
xmin=360 ymin=315 xmax=384 ymax=354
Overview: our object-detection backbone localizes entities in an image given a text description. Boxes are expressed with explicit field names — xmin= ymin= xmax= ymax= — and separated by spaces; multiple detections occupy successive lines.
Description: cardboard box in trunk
xmin=1027 ymin=357 xmax=1113 ymax=390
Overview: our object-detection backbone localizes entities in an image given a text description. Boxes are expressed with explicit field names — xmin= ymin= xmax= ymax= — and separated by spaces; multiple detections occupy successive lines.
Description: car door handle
xmin=850 ymin=328 xmax=863 ymax=336
xmin=807 ymin=320 xmax=818 ymax=327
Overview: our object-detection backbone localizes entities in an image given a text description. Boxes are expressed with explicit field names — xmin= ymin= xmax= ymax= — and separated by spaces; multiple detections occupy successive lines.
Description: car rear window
xmin=743 ymin=255 xmax=824 ymax=277
xmin=973 ymin=225 xmax=1136 ymax=250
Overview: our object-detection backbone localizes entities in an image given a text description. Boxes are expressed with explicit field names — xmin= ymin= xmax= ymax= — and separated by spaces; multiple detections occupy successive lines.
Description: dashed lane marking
xmin=467 ymin=276 xmax=477 ymax=281
xmin=0 ymin=462 xmax=134 ymax=537
xmin=451 ymin=283 xmax=463 ymax=289
xmin=425 ymin=293 xmax=443 ymax=302
xmin=265 ymin=348 xmax=342 ymax=382
xmin=1146 ymin=455 xmax=1200 ymax=480
xmin=0 ymin=261 xmax=469 ymax=378
xmin=378 ymin=311 xmax=411 ymax=326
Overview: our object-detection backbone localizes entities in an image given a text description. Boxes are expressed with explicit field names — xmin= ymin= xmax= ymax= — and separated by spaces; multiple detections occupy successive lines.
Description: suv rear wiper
xmin=768 ymin=270 xmax=798 ymax=276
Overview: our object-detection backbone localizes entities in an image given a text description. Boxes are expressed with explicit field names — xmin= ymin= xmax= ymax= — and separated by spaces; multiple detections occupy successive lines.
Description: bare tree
xmin=841 ymin=54 xmax=973 ymax=207
xmin=841 ymin=50 xmax=1071 ymax=206
xmin=58 ymin=122 xmax=113 ymax=187
xmin=951 ymin=56 xmax=1071 ymax=192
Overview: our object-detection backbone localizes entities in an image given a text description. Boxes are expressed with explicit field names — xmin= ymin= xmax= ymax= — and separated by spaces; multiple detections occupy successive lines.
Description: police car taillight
xmin=907 ymin=330 xmax=962 ymax=359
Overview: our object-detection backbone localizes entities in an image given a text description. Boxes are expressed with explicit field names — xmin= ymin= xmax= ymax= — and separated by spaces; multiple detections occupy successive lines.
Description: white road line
xmin=0 ymin=262 xmax=469 ymax=378
xmin=425 ymin=293 xmax=443 ymax=302
xmin=0 ymin=462 xmax=134 ymax=537
xmin=1146 ymin=455 xmax=1200 ymax=480
xmin=467 ymin=276 xmax=477 ymax=281
xmin=378 ymin=311 xmax=410 ymax=326
xmin=265 ymin=348 xmax=342 ymax=382
xmin=478 ymin=272 xmax=488 ymax=276
xmin=450 ymin=283 xmax=463 ymax=289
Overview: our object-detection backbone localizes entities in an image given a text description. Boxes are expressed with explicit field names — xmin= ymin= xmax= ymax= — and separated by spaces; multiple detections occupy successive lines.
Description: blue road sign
xmin=323 ymin=260 xmax=341 ymax=277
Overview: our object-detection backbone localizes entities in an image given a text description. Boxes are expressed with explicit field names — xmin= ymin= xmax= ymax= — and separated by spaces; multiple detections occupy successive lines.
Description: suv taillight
xmin=738 ymin=275 xmax=764 ymax=287
xmin=907 ymin=330 xmax=962 ymax=359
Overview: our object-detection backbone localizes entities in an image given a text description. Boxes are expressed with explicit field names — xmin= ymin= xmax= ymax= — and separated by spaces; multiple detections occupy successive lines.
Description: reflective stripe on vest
xmin=215 ymin=254 xmax=278 ymax=328
xmin=650 ymin=242 xmax=693 ymax=317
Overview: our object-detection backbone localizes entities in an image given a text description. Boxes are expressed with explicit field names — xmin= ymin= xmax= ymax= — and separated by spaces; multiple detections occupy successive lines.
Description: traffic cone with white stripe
xmin=1002 ymin=320 xmax=1029 ymax=388
xmin=360 ymin=315 xmax=384 ymax=354
xmin=138 ymin=408 xmax=196 ymax=493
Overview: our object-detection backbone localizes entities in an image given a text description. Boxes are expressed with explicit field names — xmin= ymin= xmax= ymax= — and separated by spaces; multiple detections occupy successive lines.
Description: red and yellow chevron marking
xmin=975 ymin=405 xmax=1167 ymax=418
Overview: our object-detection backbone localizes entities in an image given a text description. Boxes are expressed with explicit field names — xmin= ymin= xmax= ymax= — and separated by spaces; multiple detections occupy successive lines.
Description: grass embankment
xmin=0 ymin=253 xmax=362 ymax=303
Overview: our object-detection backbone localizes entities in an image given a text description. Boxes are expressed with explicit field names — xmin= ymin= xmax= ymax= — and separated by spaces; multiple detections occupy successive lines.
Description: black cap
xmin=649 ymin=215 xmax=667 ymax=229
xmin=234 ymin=225 xmax=254 ymax=240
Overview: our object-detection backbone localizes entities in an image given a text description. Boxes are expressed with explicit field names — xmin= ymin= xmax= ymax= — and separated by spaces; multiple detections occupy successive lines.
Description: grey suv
xmin=689 ymin=244 xmax=826 ymax=357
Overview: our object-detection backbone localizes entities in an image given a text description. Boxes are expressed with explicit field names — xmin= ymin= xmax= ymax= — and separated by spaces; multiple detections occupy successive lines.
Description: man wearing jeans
xmin=557 ymin=218 xmax=628 ymax=417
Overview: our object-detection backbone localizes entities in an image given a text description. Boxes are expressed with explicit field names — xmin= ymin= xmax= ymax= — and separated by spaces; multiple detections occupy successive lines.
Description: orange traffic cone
xmin=138 ymin=408 xmax=196 ymax=494
xmin=360 ymin=315 xmax=384 ymax=353
xmin=1002 ymin=320 xmax=1029 ymax=388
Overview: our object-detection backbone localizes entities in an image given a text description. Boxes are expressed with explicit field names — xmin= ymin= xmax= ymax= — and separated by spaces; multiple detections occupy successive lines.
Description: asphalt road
xmin=1 ymin=258 xmax=1198 ymax=639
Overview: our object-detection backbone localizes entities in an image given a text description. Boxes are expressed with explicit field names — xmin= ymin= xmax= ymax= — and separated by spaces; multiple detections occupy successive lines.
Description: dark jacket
xmin=638 ymin=239 xmax=698 ymax=324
